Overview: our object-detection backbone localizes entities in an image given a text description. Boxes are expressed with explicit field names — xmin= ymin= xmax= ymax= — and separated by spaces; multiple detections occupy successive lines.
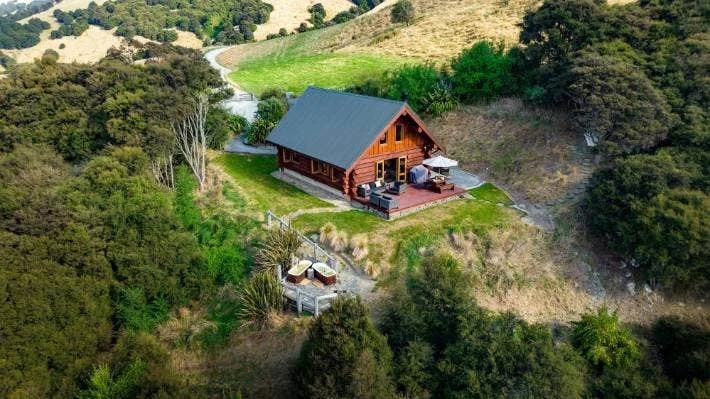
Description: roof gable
xmin=267 ymin=87 xmax=407 ymax=169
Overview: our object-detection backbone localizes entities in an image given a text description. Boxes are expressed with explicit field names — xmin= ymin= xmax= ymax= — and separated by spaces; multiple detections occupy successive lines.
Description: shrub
xmin=294 ymin=296 xmax=395 ymax=398
xmin=228 ymin=114 xmax=248 ymax=136
xmin=391 ymin=0 xmax=415 ymax=25
xmin=421 ymin=81 xmax=457 ymax=116
xmin=41 ymin=48 xmax=60 ymax=64
xmin=572 ymin=306 xmax=640 ymax=369
xmin=115 ymin=287 xmax=170 ymax=331
xmin=451 ymin=41 xmax=517 ymax=103
xmin=260 ymin=87 xmax=289 ymax=111
xmin=237 ymin=272 xmax=284 ymax=330
xmin=245 ymin=117 xmax=274 ymax=144
xmin=59 ymin=43 xmax=66 ymax=49
xmin=279 ymin=28 xmax=288 ymax=36
xmin=206 ymin=106 xmax=233 ymax=149
xmin=77 ymin=360 xmax=146 ymax=399
xmin=256 ymin=96 xmax=287 ymax=123
xmin=254 ymin=227 xmax=302 ymax=274
xmin=385 ymin=64 xmax=442 ymax=113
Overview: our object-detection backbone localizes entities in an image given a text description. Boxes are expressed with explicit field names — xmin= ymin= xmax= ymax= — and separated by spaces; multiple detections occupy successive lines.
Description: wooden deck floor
xmin=353 ymin=184 xmax=467 ymax=219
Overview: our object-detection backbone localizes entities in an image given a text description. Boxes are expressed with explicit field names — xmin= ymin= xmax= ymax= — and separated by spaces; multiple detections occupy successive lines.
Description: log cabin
xmin=267 ymin=87 xmax=448 ymax=198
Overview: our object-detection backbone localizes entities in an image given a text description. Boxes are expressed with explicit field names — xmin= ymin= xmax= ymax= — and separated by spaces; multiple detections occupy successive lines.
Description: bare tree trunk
xmin=150 ymin=151 xmax=175 ymax=189
xmin=173 ymin=94 xmax=209 ymax=191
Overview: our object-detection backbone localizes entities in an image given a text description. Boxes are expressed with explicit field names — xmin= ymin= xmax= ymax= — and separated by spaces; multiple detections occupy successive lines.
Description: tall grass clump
xmin=255 ymin=227 xmax=302 ymax=274
xmin=350 ymin=235 xmax=369 ymax=260
xmin=320 ymin=222 xmax=348 ymax=252
xmin=156 ymin=308 xmax=216 ymax=349
xmin=237 ymin=272 xmax=284 ymax=330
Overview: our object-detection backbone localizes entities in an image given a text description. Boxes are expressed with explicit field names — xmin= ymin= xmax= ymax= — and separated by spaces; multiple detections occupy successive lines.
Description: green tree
xmin=391 ymin=0 xmax=415 ymax=25
xmin=450 ymin=41 xmax=517 ymax=103
xmin=572 ymin=306 xmax=640 ymax=369
xmin=385 ymin=64 xmax=443 ymax=114
xmin=295 ymin=296 xmax=395 ymax=399
xmin=566 ymin=48 xmax=677 ymax=154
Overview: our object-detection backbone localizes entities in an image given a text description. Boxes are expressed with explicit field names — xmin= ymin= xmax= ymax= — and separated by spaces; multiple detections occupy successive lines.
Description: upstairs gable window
xmin=395 ymin=124 xmax=404 ymax=142
xmin=380 ymin=131 xmax=388 ymax=145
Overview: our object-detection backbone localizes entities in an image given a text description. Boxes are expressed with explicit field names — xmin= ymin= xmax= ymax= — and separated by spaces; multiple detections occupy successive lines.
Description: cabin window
xmin=311 ymin=159 xmax=331 ymax=176
xmin=376 ymin=160 xmax=384 ymax=180
xmin=380 ymin=131 xmax=388 ymax=145
xmin=284 ymin=150 xmax=297 ymax=163
xmin=395 ymin=124 xmax=403 ymax=142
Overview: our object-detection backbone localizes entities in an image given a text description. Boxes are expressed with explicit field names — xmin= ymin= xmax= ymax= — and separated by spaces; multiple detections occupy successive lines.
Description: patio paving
xmin=448 ymin=168 xmax=484 ymax=189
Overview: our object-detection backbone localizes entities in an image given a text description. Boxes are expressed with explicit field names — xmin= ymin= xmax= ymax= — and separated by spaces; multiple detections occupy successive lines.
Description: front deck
xmin=353 ymin=184 xmax=467 ymax=219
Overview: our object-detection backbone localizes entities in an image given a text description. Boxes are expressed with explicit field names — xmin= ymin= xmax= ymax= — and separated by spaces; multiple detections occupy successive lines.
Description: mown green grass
xmin=229 ymin=52 xmax=404 ymax=96
xmin=468 ymin=182 xmax=514 ymax=205
xmin=214 ymin=154 xmax=332 ymax=216
xmin=291 ymin=210 xmax=383 ymax=236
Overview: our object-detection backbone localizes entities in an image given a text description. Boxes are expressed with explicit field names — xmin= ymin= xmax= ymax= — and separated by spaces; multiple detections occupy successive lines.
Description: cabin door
xmin=397 ymin=156 xmax=407 ymax=182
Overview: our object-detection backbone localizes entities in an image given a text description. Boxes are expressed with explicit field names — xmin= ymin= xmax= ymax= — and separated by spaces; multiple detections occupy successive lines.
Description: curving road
xmin=204 ymin=47 xmax=258 ymax=122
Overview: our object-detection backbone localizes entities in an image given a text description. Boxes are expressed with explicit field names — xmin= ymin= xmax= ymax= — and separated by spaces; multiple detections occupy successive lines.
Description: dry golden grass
xmin=254 ymin=0 xmax=354 ymax=40
xmin=342 ymin=0 xmax=541 ymax=62
xmin=6 ymin=26 xmax=124 ymax=64
xmin=427 ymin=98 xmax=585 ymax=202
xmin=10 ymin=0 xmax=201 ymax=65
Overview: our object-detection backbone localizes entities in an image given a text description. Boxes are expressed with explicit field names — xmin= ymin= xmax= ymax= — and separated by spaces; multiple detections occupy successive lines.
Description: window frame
xmin=395 ymin=124 xmax=404 ymax=142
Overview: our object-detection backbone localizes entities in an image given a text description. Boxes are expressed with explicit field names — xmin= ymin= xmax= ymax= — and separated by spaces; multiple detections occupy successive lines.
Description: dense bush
xmin=520 ymin=0 xmax=709 ymax=289
xmin=652 ymin=316 xmax=710 ymax=384
xmin=385 ymin=64 xmax=442 ymax=113
xmin=47 ymin=0 xmax=273 ymax=45
xmin=381 ymin=254 xmax=587 ymax=398
xmin=0 ymin=51 xmax=226 ymax=396
xmin=295 ymin=296 xmax=395 ymax=398
xmin=451 ymin=41 xmax=519 ymax=103
xmin=0 ymin=47 xmax=224 ymax=161
xmin=0 ymin=16 xmax=50 ymax=49
xmin=585 ymin=150 xmax=709 ymax=289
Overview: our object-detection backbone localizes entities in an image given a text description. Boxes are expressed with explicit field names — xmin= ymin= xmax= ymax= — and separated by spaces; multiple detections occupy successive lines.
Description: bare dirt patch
xmin=254 ymin=0 xmax=353 ymax=40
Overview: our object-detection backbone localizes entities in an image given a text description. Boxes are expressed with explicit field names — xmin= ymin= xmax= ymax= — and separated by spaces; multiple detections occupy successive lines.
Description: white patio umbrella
xmin=422 ymin=155 xmax=458 ymax=168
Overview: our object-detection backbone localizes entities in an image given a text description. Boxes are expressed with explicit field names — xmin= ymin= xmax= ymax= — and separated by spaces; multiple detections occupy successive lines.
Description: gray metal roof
xmin=267 ymin=87 xmax=406 ymax=170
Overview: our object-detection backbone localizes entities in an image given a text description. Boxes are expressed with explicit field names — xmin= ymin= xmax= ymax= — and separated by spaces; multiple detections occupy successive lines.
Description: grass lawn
xmin=229 ymin=52 xmax=405 ymax=96
xmin=468 ymin=182 xmax=514 ymax=205
xmin=214 ymin=154 xmax=332 ymax=216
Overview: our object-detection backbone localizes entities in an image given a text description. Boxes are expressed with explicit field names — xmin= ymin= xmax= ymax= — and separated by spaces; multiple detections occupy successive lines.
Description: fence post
xmin=266 ymin=211 xmax=272 ymax=227
xmin=297 ymin=289 xmax=302 ymax=316
xmin=314 ymin=297 xmax=320 ymax=317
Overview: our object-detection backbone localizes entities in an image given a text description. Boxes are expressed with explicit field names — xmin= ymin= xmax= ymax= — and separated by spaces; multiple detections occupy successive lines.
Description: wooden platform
xmin=353 ymin=184 xmax=467 ymax=219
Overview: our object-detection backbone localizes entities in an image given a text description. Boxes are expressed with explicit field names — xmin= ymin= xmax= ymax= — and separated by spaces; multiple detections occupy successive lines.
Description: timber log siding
xmin=348 ymin=113 xmax=435 ymax=196
xmin=277 ymin=147 xmax=347 ymax=192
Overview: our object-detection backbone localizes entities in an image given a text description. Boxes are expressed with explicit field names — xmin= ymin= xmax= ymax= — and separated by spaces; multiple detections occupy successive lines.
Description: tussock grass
xmin=350 ymin=234 xmax=369 ymax=260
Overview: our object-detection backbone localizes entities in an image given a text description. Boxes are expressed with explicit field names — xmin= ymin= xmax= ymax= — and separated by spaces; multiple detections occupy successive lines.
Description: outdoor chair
xmin=388 ymin=181 xmax=407 ymax=195
xmin=369 ymin=192 xmax=383 ymax=207
xmin=357 ymin=184 xmax=371 ymax=197
xmin=380 ymin=195 xmax=399 ymax=210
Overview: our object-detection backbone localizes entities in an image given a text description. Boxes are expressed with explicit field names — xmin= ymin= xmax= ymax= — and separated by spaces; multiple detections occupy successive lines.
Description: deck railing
xmin=266 ymin=210 xmax=339 ymax=271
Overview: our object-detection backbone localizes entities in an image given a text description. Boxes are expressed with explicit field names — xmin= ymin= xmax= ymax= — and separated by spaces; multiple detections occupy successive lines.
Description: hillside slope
xmin=218 ymin=0 xmax=541 ymax=66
